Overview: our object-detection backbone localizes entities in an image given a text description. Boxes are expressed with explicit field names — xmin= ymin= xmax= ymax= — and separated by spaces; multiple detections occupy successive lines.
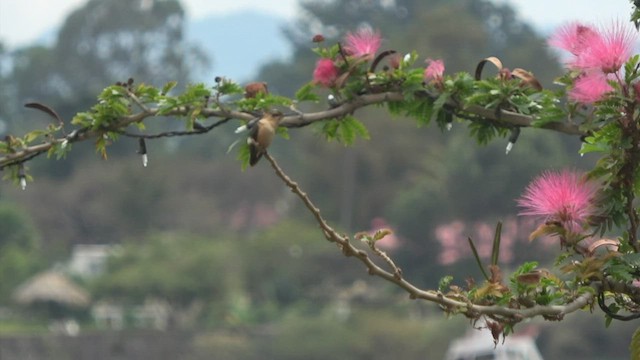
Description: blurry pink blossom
xmin=548 ymin=22 xmax=600 ymax=56
xmin=435 ymin=220 xmax=466 ymax=265
xmin=517 ymin=169 xmax=598 ymax=232
xmin=549 ymin=21 xmax=637 ymax=74
xmin=569 ymin=72 xmax=614 ymax=104
xmin=435 ymin=219 xmax=518 ymax=265
xmin=367 ymin=217 xmax=401 ymax=250
xmin=424 ymin=58 xmax=445 ymax=83
xmin=474 ymin=222 xmax=494 ymax=258
xmin=343 ymin=28 xmax=382 ymax=59
xmin=313 ymin=58 xmax=338 ymax=87
xmin=573 ymin=21 xmax=636 ymax=73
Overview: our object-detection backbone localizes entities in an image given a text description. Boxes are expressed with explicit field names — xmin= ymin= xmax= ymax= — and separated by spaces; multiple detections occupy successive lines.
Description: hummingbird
xmin=248 ymin=110 xmax=284 ymax=166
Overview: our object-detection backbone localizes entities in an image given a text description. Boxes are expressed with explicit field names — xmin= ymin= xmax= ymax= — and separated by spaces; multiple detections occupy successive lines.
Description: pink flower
xmin=569 ymin=72 xmax=613 ymax=104
xmin=549 ymin=21 xmax=637 ymax=73
xmin=573 ymin=21 xmax=636 ymax=73
xmin=424 ymin=58 xmax=445 ymax=83
xmin=517 ymin=170 xmax=598 ymax=232
xmin=313 ymin=58 xmax=338 ymax=87
xmin=343 ymin=28 xmax=382 ymax=59
xmin=548 ymin=22 xmax=600 ymax=56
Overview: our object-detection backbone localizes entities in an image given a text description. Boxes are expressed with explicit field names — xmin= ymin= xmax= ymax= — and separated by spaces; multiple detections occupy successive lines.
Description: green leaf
xmin=625 ymin=55 xmax=640 ymax=84
xmin=372 ymin=229 xmax=392 ymax=242
xmin=47 ymin=141 xmax=72 ymax=160
xmin=23 ymin=130 xmax=45 ymax=144
xmin=71 ymin=112 xmax=94 ymax=126
xmin=236 ymin=142 xmax=251 ymax=171
xmin=579 ymin=140 xmax=609 ymax=155
xmin=337 ymin=116 xmax=370 ymax=145
xmin=438 ymin=275 xmax=453 ymax=293
xmin=467 ymin=237 xmax=489 ymax=281
xmin=513 ymin=261 xmax=539 ymax=275
xmin=491 ymin=221 xmax=502 ymax=266
xmin=605 ymin=315 xmax=613 ymax=328
xmin=217 ymin=80 xmax=243 ymax=96
xmin=162 ymin=81 xmax=178 ymax=95
xmin=630 ymin=326 xmax=640 ymax=360
xmin=320 ymin=119 xmax=340 ymax=141
xmin=295 ymin=83 xmax=320 ymax=102
xmin=276 ymin=126 xmax=290 ymax=140
xmin=319 ymin=116 xmax=369 ymax=145
xmin=621 ymin=253 xmax=640 ymax=267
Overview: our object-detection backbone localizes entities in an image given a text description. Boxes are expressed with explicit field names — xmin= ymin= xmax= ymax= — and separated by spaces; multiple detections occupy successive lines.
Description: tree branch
xmin=263 ymin=151 xmax=594 ymax=322
xmin=0 ymin=89 xmax=584 ymax=170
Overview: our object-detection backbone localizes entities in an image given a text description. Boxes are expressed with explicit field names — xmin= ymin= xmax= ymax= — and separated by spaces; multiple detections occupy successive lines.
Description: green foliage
xmin=214 ymin=78 xmax=243 ymax=96
xmin=235 ymin=92 xmax=293 ymax=112
xmin=295 ymin=83 xmax=320 ymax=102
xmin=237 ymin=142 xmax=251 ymax=171
xmin=631 ymin=326 xmax=640 ymax=360
xmin=438 ymin=275 xmax=454 ymax=293
xmin=93 ymin=232 xmax=236 ymax=306
xmin=604 ymin=253 xmax=640 ymax=282
xmin=318 ymin=116 xmax=370 ymax=145
xmin=0 ymin=202 xmax=44 ymax=304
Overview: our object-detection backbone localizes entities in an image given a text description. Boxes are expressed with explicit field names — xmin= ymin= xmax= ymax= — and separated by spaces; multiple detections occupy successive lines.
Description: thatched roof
xmin=13 ymin=271 xmax=90 ymax=308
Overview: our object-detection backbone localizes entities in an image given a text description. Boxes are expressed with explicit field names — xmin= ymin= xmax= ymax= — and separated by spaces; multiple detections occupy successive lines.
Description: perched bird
xmin=244 ymin=82 xmax=269 ymax=99
xmin=248 ymin=110 xmax=283 ymax=166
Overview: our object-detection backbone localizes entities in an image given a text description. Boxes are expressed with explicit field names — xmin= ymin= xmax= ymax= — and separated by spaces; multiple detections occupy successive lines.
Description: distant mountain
xmin=186 ymin=11 xmax=293 ymax=83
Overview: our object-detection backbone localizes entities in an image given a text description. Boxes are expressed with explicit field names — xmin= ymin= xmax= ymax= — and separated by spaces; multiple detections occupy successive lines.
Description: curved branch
xmin=263 ymin=151 xmax=594 ymax=322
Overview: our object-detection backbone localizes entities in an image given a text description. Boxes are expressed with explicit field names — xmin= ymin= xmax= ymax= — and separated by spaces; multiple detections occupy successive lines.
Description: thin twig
xmin=366 ymin=239 xmax=403 ymax=280
xmin=120 ymin=118 xmax=231 ymax=139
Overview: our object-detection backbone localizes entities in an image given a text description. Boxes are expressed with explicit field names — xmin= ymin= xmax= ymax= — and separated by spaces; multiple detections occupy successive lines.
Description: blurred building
xmin=444 ymin=325 xmax=544 ymax=360
xmin=67 ymin=244 xmax=117 ymax=278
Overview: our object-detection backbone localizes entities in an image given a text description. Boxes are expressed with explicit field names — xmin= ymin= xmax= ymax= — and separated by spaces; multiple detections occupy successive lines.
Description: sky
xmin=0 ymin=0 xmax=634 ymax=48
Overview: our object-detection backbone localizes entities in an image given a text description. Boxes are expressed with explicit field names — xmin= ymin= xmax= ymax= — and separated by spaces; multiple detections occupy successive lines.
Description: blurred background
xmin=0 ymin=0 xmax=637 ymax=359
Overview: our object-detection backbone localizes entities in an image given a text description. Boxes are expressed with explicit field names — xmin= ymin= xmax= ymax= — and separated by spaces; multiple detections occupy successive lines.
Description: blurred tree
xmin=260 ymin=0 xmax=559 ymax=96
xmin=8 ymin=0 xmax=207 ymax=121
xmin=92 ymin=232 xmax=236 ymax=328
xmin=3 ymin=0 xmax=208 ymax=177
xmin=0 ymin=202 xmax=44 ymax=304
xmin=91 ymin=221 xmax=366 ymax=327
xmin=239 ymin=221 xmax=364 ymax=320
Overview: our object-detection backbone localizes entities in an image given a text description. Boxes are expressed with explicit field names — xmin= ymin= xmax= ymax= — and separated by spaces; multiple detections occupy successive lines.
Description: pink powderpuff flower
xmin=517 ymin=169 xmax=598 ymax=232
xmin=343 ymin=28 xmax=382 ymax=59
xmin=424 ymin=58 xmax=445 ymax=83
xmin=548 ymin=22 xmax=600 ymax=56
xmin=569 ymin=71 xmax=613 ymax=104
xmin=313 ymin=58 xmax=338 ymax=87
xmin=573 ymin=20 xmax=637 ymax=73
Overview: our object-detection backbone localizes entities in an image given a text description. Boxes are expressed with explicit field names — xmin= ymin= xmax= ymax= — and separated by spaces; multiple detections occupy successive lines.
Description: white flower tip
xmin=20 ymin=177 xmax=26 ymax=190
xmin=61 ymin=139 xmax=68 ymax=149
xmin=142 ymin=154 xmax=148 ymax=167
xmin=506 ymin=142 xmax=514 ymax=154
xmin=235 ymin=125 xmax=248 ymax=134
xmin=446 ymin=123 xmax=452 ymax=131
xmin=403 ymin=53 xmax=411 ymax=63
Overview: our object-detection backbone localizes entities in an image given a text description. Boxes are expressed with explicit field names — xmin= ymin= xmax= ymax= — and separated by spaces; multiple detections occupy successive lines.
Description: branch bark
xmin=263 ymin=151 xmax=594 ymax=322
